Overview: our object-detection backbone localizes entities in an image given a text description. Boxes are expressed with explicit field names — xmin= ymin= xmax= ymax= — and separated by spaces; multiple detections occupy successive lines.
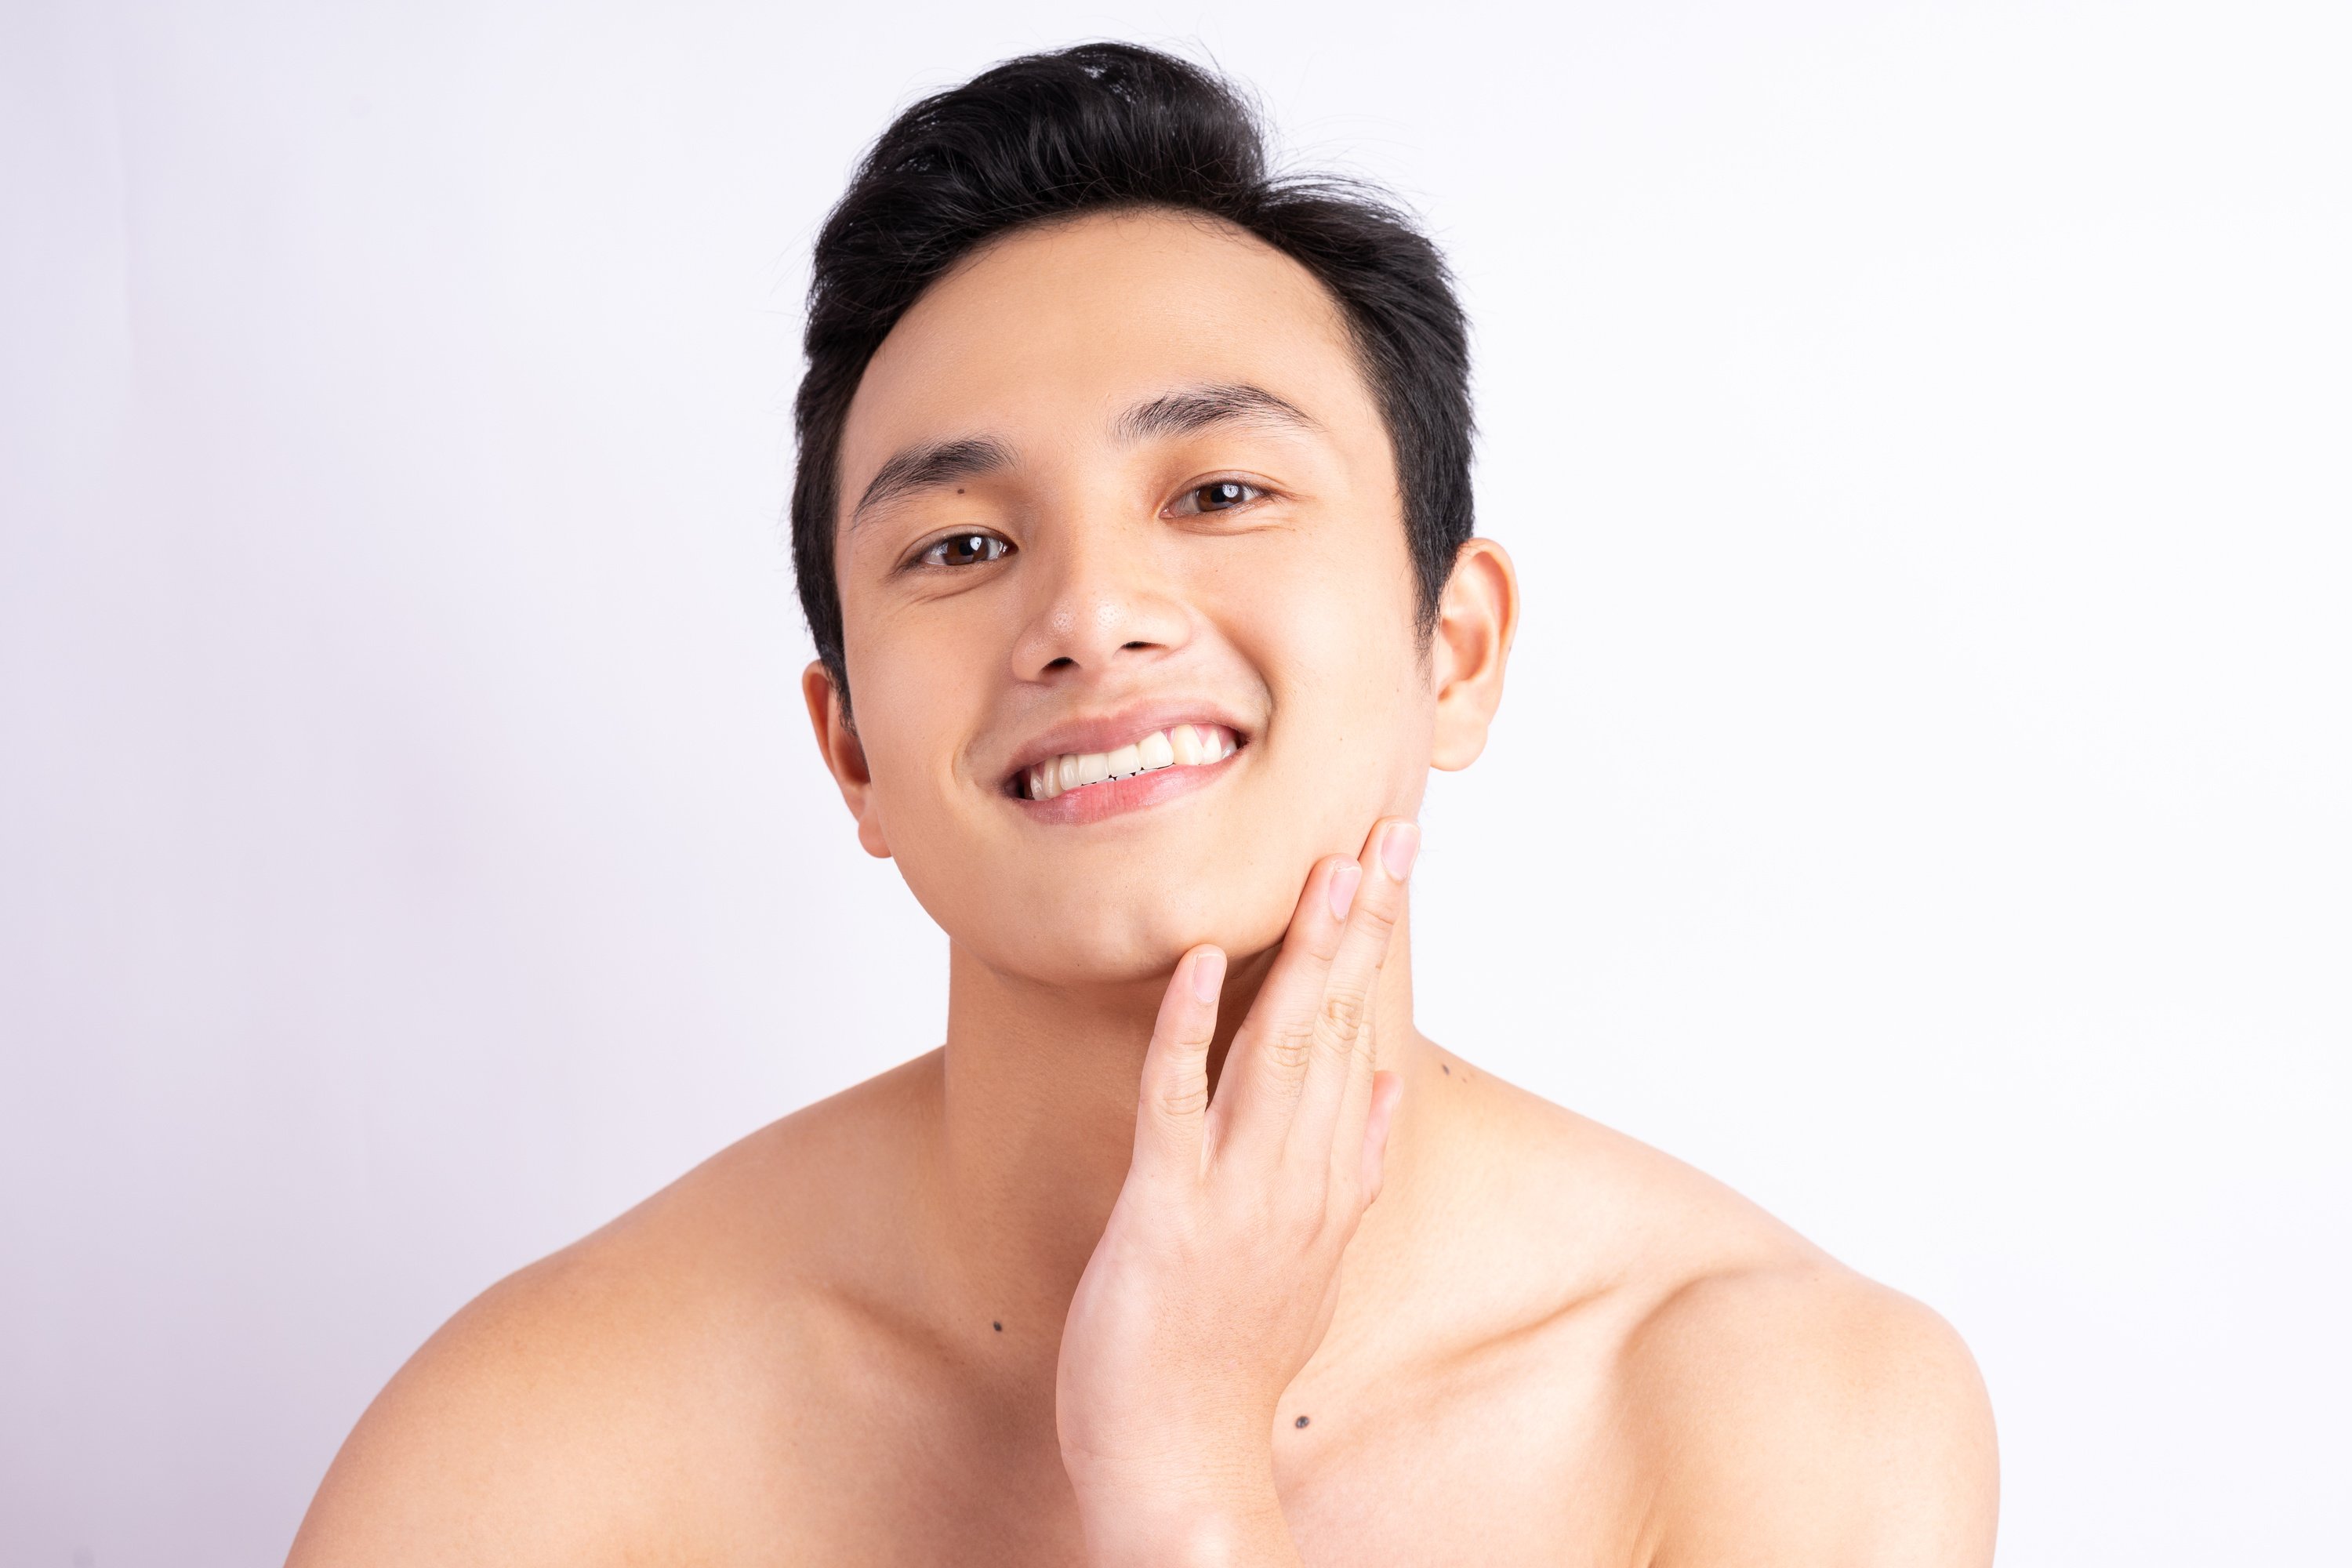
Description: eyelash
xmin=1169 ymin=478 xmax=1267 ymax=517
xmin=910 ymin=532 xmax=1014 ymax=569
xmin=901 ymin=478 xmax=1272 ymax=571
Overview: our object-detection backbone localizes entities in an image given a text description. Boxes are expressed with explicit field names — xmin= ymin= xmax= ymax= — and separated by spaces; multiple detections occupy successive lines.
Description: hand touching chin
xmin=1055 ymin=820 xmax=1419 ymax=1568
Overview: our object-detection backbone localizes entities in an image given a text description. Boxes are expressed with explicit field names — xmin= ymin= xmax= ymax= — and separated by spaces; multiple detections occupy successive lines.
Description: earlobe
xmin=801 ymin=661 xmax=894 ymax=859
xmin=1428 ymin=539 xmax=1520 ymax=772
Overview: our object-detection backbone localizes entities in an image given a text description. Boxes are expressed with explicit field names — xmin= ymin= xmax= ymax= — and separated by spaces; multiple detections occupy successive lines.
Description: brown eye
xmin=920 ymin=532 xmax=1011 ymax=568
xmin=1177 ymin=480 xmax=1262 ymax=515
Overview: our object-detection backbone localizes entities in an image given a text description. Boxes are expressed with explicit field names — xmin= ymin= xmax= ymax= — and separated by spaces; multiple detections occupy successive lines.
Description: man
xmin=291 ymin=43 xmax=1996 ymax=1566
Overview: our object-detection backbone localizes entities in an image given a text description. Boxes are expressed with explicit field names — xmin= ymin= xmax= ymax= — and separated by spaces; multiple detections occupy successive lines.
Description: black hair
xmin=790 ymin=42 xmax=1473 ymax=690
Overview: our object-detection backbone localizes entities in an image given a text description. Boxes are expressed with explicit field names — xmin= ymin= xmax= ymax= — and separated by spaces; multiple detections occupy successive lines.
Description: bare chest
xmin=741 ymin=1328 xmax=1648 ymax=1566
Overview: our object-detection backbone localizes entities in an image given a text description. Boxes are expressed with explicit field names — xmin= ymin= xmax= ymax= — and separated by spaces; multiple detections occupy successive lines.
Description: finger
xmin=1320 ymin=821 xmax=1420 ymax=1187
xmin=1288 ymin=818 xmax=1418 ymax=1179
xmin=1357 ymin=1069 xmax=1404 ymax=1209
xmin=1130 ymin=946 xmax=1225 ymax=1183
xmin=1206 ymin=854 xmax=1363 ymax=1162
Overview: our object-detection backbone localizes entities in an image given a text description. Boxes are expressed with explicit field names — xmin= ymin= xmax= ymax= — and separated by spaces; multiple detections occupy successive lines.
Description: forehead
xmin=838 ymin=209 xmax=1380 ymax=504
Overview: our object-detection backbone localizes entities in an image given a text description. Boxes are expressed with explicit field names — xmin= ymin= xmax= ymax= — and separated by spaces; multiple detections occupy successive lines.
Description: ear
xmin=802 ymin=661 xmax=893 ymax=859
xmin=1428 ymin=539 xmax=1520 ymax=771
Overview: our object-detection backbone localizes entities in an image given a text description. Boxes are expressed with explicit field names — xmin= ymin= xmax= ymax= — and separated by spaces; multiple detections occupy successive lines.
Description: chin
xmin=963 ymin=883 xmax=1296 ymax=989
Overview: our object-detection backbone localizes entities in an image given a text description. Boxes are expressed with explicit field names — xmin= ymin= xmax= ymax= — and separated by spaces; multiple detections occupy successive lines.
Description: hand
xmin=1055 ymin=817 xmax=1420 ymax=1567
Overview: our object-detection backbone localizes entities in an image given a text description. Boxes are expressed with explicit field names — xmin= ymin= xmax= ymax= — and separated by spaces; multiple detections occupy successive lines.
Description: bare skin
xmin=289 ymin=209 xmax=1997 ymax=1566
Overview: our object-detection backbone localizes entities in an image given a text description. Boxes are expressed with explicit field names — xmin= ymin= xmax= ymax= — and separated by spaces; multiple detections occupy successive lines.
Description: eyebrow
xmin=850 ymin=435 xmax=1019 ymax=525
xmin=848 ymin=384 xmax=1318 ymax=528
xmin=1114 ymin=383 xmax=1321 ymax=444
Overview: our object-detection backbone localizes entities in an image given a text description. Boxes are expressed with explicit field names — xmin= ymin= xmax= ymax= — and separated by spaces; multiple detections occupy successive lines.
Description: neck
xmin=921 ymin=911 xmax=1437 ymax=1350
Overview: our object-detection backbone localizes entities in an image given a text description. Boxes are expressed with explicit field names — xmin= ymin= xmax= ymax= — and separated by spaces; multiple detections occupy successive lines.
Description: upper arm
xmin=1626 ymin=1266 xmax=1998 ymax=1568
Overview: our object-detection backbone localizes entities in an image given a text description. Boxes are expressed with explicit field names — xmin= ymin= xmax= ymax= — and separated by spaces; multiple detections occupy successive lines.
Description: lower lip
xmin=1014 ymin=750 xmax=1239 ymax=826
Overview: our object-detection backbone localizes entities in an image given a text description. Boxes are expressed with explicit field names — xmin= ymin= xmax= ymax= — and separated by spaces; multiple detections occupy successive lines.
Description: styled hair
xmin=790 ymin=41 xmax=1474 ymax=689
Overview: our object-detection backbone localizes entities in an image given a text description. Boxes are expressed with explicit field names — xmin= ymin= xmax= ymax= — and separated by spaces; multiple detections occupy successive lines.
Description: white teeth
xmin=1021 ymin=724 xmax=1239 ymax=800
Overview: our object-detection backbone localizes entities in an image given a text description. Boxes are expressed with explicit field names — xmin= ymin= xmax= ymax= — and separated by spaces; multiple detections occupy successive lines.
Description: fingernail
xmin=1190 ymin=948 xmax=1226 ymax=1004
xmin=1327 ymin=861 xmax=1363 ymax=921
xmin=1381 ymin=821 xmax=1421 ymax=880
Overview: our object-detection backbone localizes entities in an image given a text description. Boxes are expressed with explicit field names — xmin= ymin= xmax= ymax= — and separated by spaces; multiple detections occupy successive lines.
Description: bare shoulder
xmin=286 ymin=1053 xmax=942 ymax=1567
xmin=1428 ymin=1061 xmax=1997 ymax=1566
xmin=1624 ymin=1257 xmax=1997 ymax=1566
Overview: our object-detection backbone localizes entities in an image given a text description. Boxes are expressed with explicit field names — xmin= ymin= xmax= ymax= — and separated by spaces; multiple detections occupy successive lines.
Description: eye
xmin=1171 ymin=479 xmax=1265 ymax=516
xmin=916 ymin=532 xmax=1013 ymax=568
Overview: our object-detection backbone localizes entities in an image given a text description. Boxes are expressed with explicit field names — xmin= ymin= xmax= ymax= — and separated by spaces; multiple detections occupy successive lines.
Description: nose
xmin=1009 ymin=519 xmax=1193 ymax=684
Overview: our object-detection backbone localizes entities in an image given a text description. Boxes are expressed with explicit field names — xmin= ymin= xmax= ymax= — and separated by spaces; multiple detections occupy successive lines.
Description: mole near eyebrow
xmin=851 ymin=435 xmax=1019 ymax=525
xmin=1115 ymin=383 xmax=1321 ymax=445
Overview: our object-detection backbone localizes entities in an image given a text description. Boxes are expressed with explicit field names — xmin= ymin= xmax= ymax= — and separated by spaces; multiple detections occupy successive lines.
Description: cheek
xmin=847 ymin=669 xmax=1007 ymax=946
xmin=841 ymin=616 xmax=976 ymax=826
xmin=1225 ymin=539 xmax=1432 ymax=820
xmin=1245 ymin=526 xmax=1423 ymax=713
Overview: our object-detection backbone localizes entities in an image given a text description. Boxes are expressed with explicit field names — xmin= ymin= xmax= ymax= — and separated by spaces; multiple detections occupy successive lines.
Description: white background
xmin=3 ymin=1 xmax=2347 ymax=1562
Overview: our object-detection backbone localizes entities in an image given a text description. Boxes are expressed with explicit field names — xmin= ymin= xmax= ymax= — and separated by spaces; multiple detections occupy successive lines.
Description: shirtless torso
xmin=292 ymin=46 xmax=1995 ymax=1563
xmin=289 ymin=1034 xmax=1994 ymax=1564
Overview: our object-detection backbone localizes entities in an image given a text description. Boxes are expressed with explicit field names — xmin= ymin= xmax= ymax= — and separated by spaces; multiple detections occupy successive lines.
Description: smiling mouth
xmin=1014 ymin=724 xmax=1242 ymax=802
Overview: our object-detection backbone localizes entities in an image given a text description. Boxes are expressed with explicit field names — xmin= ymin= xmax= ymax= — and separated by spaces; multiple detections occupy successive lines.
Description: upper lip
xmin=996 ymin=698 xmax=1253 ymax=786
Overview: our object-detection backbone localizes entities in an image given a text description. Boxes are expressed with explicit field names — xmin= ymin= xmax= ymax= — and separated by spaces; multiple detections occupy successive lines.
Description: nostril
xmin=1045 ymin=655 xmax=1076 ymax=671
xmin=1121 ymin=641 xmax=1150 ymax=651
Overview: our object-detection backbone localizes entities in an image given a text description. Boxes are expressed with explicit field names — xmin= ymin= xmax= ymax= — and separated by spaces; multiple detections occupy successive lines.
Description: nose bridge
xmin=1013 ymin=500 xmax=1186 ymax=677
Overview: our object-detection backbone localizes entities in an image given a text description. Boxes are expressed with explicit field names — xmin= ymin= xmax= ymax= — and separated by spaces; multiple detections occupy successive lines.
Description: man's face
xmin=822 ymin=208 xmax=1440 ymax=987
